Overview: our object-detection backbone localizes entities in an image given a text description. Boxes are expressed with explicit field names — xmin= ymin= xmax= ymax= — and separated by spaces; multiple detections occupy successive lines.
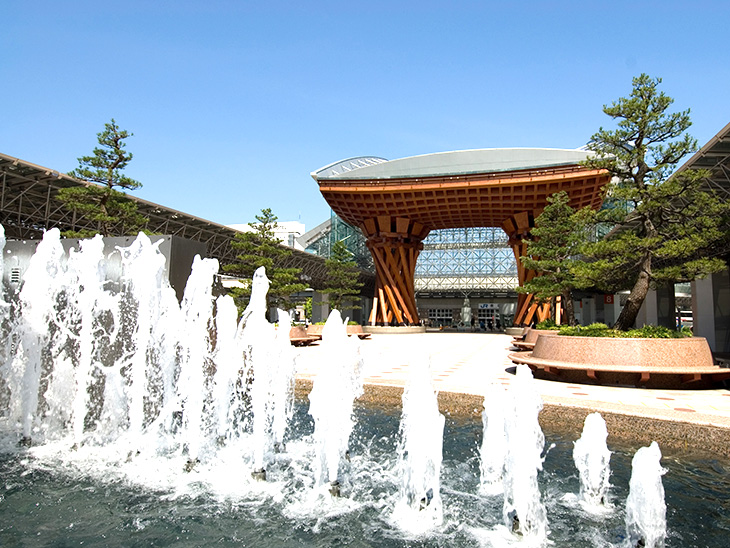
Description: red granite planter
xmin=511 ymin=328 xmax=558 ymax=351
xmin=306 ymin=324 xmax=371 ymax=339
xmin=510 ymin=334 xmax=730 ymax=389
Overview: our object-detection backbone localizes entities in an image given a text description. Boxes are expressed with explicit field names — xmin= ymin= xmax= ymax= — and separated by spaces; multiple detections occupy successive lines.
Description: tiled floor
xmin=294 ymin=332 xmax=730 ymax=429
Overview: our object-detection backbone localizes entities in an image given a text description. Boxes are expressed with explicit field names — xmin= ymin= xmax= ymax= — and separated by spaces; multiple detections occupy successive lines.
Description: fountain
xmin=1 ymin=226 xmax=727 ymax=547
xmin=573 ymin=412 xmax=612 ymax=510
xmin=391 ymin=354 xmax=445 ymax=535
xmin=479 ymin=380 xmax=508 ymax=496
xmin=117 ymin=232 xmax=180 ymax=451
xmin=7 ymin=228 xmax=68 ymax=445
xmin=238 ymin=267 xmax=297 ymax=480
xmin=307 ymin=309 xmax=364 ymax=496
xmin=502 ymin=363 xmax=549 ymax=543
xmin=625 ymin=441 xmax=667 ymax=548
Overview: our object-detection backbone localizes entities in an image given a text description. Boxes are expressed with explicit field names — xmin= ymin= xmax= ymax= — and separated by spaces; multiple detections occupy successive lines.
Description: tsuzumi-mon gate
xmin=312 ymin=148 xmax=610 ymax=326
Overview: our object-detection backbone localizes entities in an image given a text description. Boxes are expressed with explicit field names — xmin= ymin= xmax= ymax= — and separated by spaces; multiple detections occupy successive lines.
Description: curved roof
xmin=311 ymin=156 xmax=388 ymax=179
xmin=315 ymin=147 xmax=609 ymax=231
xmin=312 ymin=148 xmax=594 ymax=181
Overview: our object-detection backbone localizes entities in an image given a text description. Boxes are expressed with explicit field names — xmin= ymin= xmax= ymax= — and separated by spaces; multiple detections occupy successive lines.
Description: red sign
xmin=604 ymin=294 xmax=614 ymax=304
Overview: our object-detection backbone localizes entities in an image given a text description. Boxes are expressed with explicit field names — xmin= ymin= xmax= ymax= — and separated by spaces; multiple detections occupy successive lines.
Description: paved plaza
xmin=294 ymin=332 xmax=730 ymax=453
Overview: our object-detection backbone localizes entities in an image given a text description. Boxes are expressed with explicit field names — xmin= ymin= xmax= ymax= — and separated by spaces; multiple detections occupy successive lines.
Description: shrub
xmin=558 ymin=323 xmax=689 ymax=338
xmin=623 ymin=325 xmax=685 ymax=339
xmin=535 ymin=319 xmax=560 ymax=330
xmin=559 ymin=323 xmax=616 ymax=337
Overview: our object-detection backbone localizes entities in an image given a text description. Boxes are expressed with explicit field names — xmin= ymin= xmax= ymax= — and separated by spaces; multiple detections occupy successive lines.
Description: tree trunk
xmin=549 ymin=299 xmax=557 ymax=322
xmin=562 ymin=289 xmax=575 ymax=326
xmin=614 ymin=255 xmax=652 ymax=331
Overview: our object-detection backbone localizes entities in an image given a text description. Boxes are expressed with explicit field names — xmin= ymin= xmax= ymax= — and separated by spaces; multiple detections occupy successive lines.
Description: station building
xmin=303 ymin=123 xmax=730 ymax=351
xmin=306 ymin=148 xmax=610 ymax=329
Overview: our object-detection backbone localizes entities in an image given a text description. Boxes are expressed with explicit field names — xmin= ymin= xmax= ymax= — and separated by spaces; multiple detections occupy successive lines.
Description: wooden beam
xmin=378 ymin=287 xmax=388 ymax=325
xmin=377 ymin=215 xmax=391 ymax=233
xmin=371 ymin=247 xmax=409 ymax=324
xmin=523 ymin=302 xmax=539 ymax=325
xmin=383 ymin=247 xmax=417 ymax=322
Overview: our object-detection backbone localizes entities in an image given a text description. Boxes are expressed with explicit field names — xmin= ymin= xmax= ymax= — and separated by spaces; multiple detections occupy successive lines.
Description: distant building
xmin=227 ymin=220 xmax=306 ymax=250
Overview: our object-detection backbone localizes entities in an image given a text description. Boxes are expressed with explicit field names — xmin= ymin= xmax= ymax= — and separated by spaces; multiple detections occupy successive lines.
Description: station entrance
xmin=313 ymin=149 xmax=610 ymax=326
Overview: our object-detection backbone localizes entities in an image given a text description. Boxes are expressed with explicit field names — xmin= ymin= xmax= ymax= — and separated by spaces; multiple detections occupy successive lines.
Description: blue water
xmin=1 ymin=403 xmax=728 ymax=547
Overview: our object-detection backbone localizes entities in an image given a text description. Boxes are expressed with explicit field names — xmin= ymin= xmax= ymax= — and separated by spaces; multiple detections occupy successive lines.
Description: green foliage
xmin=319 ymin=239 xmax=364 ymax=313
xmin=303 ymin=297 xmax=312 ymax=321
xmin=224 ymin=208 xmax=307 ymax=313
xmin=581 ymin=74 xmax=730 ymax=330
xmin=558 ymin=323 xmax=615 ymax=337
xmin=557 ymin=323 xmax=688 ymax=338
xmin=59 ymin=119 xmax=147 ymax=237
xmin=518 ymin=191 xmax=593 ymax=324
xmin=625 ymin=325 xmax=686 ymax=338
xmin=574 ymin=169 xmax=730 ymax=292
xmin=584 ymin=74 xmax=697 ymax=186
xmin=534 ymin=319 xmax=560 ymax=330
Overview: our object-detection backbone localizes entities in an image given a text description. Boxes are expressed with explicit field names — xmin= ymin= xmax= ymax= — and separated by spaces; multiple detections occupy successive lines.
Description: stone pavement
xmin=294 ymin=332 xmax=730 ymax=454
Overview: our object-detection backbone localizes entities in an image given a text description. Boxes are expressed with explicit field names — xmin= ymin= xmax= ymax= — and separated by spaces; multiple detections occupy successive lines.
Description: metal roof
xmin=0 ymin=152 xmax=376 ymax=292
xmin=312 ymin=148 xmax=595 ymax=181
xmin=673 ymin=121 xmax=730 ymax=196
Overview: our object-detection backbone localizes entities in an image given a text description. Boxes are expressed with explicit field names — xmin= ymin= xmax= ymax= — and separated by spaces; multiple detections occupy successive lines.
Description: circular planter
xmin=361 ymin=325 xmax=426 ymax=335
xmin=511 ymin=328 xmax=558 ymax=351
xmin=510 ymin=334 xmax=730 ymax=389
xmin=307 ymin=324 xmax=379 ymax=337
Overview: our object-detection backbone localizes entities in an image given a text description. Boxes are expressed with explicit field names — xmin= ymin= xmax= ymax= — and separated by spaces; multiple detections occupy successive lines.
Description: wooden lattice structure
xmin=313 ymin=150 xmax=610 ymax=326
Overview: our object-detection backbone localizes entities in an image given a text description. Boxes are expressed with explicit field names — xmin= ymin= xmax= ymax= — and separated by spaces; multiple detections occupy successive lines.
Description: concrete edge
xmin=294 ymin=378 xmax=730 ymax=459
xmin=362 ymin=325 xmax=426 ymax=334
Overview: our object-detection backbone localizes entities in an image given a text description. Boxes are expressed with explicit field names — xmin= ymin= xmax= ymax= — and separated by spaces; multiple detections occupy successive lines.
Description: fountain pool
xmin=1 ymin=403 xmax=729 ymax=547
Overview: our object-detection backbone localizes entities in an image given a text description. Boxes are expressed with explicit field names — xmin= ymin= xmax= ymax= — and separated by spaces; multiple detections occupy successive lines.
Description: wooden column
xmin=502 ymin=212 xmax=550 ymax=326
xmin=361 ymin=216 xmax=429 ymax=326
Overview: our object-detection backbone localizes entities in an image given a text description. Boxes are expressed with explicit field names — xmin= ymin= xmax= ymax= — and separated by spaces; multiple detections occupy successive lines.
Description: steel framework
xmin=304 ymin=213 xmax=374 ymax=271
xmin=0 ymin=152 xmax=366 ymax=291
xmin=416 ymin=227 xmax=517 ymax=294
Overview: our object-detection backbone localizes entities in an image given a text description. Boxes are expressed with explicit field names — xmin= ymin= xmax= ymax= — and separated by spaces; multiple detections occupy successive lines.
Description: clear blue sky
xmin=2 ymin=0 xmax=728 ymax=232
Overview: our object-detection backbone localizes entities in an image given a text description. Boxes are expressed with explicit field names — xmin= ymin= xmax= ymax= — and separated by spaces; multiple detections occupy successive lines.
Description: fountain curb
xmin=362 ymin=325 xmax=426 ymax=334
xmin=295 ymin=378 xmax=730 ymax=458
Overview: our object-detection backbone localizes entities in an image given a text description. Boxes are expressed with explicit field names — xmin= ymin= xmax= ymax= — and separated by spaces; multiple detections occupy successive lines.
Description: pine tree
xmin=519 ymin=191 xmax=592 ymax=325
xmin=320 ymin=239 xmax=364 ymax=316
xmin=581 ymin=74 xmax=729 ymax=330
xmin=59 ymin=119 xmax=148 ymax=237
xmin=224 ymin=208 xmax=307 ymax=314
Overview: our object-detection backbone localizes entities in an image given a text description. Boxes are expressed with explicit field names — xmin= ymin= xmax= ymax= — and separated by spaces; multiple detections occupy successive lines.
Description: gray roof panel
xmin=312 ymin=148 xmax=594 ymax=181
